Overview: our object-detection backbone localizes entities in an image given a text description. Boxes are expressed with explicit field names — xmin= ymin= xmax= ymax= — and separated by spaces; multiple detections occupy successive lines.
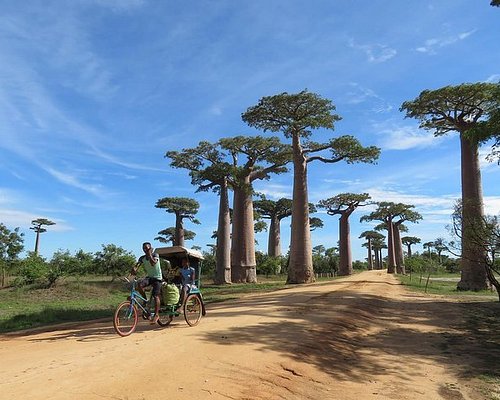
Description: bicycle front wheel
xmin=113 ymin=301 xmax=138 ymax=336
xmin=183 ymin=294 xmax=203 ymax=326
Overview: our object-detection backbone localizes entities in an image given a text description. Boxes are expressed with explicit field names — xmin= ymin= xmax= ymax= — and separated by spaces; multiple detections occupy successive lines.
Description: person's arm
xmin=130 ymin=259 xmax=141 ymax=276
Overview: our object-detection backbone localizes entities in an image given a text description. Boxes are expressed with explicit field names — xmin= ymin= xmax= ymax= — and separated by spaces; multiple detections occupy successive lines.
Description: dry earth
xmin=1 ymin=270 xmax=499 ymax=400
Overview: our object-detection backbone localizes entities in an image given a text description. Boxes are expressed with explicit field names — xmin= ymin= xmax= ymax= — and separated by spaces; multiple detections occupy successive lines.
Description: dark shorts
xmin=139 ymin=277 xmax=162 ymax=297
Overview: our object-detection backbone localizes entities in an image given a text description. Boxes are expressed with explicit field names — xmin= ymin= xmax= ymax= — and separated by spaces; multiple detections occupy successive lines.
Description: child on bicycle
xmin=179 ymin=257 xmax=196 ymax=306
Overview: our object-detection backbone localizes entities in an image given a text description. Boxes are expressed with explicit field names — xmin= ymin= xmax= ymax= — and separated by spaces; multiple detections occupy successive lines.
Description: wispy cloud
xmin=373 ymin=121 xmax=444 ymax=150
xmin=348 ymin=39 xmax=397 ymax=63
xmin=0 ymin=207 xmax=72 ymax=232
xmin=41 ymin=165 xmax=105 ymax=197
xmin=416 ymin=29 xmax=476 ymax=54
xmin=486 ymin=74 xmax=500 ymax=83
xmin=254 ymin=183 xmax=292 ymax=200
xmin=339 ymin=83 xmax=393 ymax=113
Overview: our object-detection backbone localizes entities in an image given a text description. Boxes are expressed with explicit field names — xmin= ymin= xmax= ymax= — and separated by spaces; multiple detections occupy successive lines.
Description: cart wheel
xmin=157 ymin=308 xmax=174 ymax=327
xmin=183 ymin=294 xmax=203 ymax=326
xmin=113 ymin=301 xmax=138 ymax=337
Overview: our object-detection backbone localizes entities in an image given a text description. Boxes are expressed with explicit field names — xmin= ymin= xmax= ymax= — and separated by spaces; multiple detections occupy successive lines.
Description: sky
xmin=1 ymin=0 xmax=499 ymax=261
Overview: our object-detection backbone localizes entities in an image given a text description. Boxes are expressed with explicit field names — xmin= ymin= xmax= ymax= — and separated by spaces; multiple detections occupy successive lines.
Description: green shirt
xmin=139 ymin=254 xmax=162 ymax=280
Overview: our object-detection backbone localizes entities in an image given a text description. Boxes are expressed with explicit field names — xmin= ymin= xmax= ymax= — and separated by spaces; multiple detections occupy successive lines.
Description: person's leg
xmin=150 ymin=280 xmax=162 ymax=324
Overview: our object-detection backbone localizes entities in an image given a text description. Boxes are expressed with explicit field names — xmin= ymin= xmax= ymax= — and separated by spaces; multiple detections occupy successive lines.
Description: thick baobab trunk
xmin=174 ymin=212 xmax=184 ymax=247
xmin=457 ymin=134 xmax=488 ymax=291
xmin=374 ymin=247 xmax=380 ymax=270
xmin=338 ymin=212 xmax=353 ymax=276
xmin=231 ymin=181 xmax=257 ymax=283
xmin=393 ymin=223 xmax=405 ymax=274
xmin=268 ymin=215 xmax=281 ymax=257
xmin=367 ymin=238 xmax=373 ymax=270
xmin=287 ymin=133 xmax=314 ymax=284
xmin=215 ymin=179 xmax=231 ymax=284
xmin=387 ymin=217 xmax=396 ymax=273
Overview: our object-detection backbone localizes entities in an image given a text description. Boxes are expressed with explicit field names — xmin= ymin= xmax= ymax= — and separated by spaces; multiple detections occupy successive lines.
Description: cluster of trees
xmin=164 ymin=90 xmax=380 ymax=284
xmin=2 ymin=82 xmax=499 ymax=296
xmin=0 ymin=224 xmax=136 ymax=288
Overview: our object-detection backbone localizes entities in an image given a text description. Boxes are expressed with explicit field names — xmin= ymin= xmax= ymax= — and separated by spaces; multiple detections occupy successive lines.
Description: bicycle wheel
xmin=183 ymin=294 xmax=202 ymax=326
xmin=157 ymin=308 xmax=174 ymax=327
xmin=113 ymin=301 xmax=138 ymax=337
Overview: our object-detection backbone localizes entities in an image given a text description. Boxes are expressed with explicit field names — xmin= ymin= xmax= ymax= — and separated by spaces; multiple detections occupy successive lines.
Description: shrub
xmin=14 ymin=253 xmax=48 ymax=286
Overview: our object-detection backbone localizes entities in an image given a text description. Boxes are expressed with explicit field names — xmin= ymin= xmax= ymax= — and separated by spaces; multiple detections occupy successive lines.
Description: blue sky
xmin=1 ymin=0 xmax=499 ymax=261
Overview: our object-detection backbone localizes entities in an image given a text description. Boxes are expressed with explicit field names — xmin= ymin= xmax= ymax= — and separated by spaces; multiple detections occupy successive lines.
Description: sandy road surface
xmin=1 ymin=270 xmax=498 ymax=400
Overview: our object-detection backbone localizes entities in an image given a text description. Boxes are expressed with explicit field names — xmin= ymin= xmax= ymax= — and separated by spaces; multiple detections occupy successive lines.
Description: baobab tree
xmin=401 ymin=82 xmax=500 ymax=290
xmin=219 ymin=136 xmax=291 ymax=283
xmin=167 ymin=142 xmax=233 ymax=284
xmin=30 ymin=218 xmax=55 ymax=255
xmin=167 ymin=142 xmax=245 ymax=283
xmin=318 ymin=193 xmax=371 ymax=276
xmin=155 ymin=197 xmax=200 ymax=247
xmin=155 ymin=227 xmax=195 ymax=246
xmin=359 ymin=230 xmax=384 ymax=270
xmin=361 ymin=203 xmax=399 ymax=273
xmin=242 ymin=90 xmax=380 ymax=283
xmin=392 ymin=206 xmax=422 ymax=274
xmin=401 ymin=236 xmax=421 ymax=257
xmin=371 ymin=237 xmax=387 ymax=270
xmin=253 ymin=196 xmax=292 ymax=257
xmin=423 ymin=241 xmax=434 ymax=259
xmin=434 ymin=237 xmax=448 ymax=264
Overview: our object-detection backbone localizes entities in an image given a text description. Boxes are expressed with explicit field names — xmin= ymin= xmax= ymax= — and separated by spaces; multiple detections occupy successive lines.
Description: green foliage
xmin=258 ymin=256 xmax=283 ymax=277
xmin=313 ymin=247 xmax=338 ymax=274
xmin=353 ymin=260 xmax=368 ymax=270
xmin=15 ymin=253 xmax=48 ymax=286
xmin=400 ymin=82 xmax=500 ymax=140
xmin=201 ymin=251 xmax=216 ymax=278
xmin=318 ymin=193 xmax=371 ymax=215
xmin=93 ymin=244 xmax=136 ymax=278
xmin=242 ymin=89 xmax=341 ymax=138
xmin=0 ymin=224 xmax=24 ymax=261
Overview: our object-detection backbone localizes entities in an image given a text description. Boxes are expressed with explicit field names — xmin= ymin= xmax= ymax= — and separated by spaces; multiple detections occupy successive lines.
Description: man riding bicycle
xmin=131 ymin=242 xmax=162 ymax=324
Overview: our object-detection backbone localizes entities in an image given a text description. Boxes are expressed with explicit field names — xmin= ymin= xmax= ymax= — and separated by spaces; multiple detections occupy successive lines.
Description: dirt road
xmin=1 ymin=270 xmax=498 ymax=400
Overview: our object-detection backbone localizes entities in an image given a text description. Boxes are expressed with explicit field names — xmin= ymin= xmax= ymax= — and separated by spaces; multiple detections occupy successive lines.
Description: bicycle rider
xmin=131 ymin=242 xmax=162 ymax=324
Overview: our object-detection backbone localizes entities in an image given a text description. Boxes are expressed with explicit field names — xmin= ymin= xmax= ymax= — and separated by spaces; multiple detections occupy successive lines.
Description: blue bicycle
xmin=113 ymin=246 xmax=206 ymax=337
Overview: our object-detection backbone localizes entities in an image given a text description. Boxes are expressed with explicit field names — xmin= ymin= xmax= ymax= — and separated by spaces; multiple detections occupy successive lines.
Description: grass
xmin=398 ymin=272 xmax=498 ymax=298
xmin=0 ymin=274 xmax=300 ymax=333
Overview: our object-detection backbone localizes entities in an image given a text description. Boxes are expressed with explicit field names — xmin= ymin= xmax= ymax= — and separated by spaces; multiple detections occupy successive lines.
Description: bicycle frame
xmin=127 ymin=279 xmax=150 ymax=314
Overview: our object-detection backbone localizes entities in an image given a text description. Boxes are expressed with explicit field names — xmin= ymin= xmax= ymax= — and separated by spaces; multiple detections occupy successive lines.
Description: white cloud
xmin=416 ymin=29 xmax=476 ymax=54
xmin=254 ymin=183 xmax=292 ymax=200
xmin=484 ymin=196 xmax=500 ymax=215
xmin=486 ymin=74 xmax=500 ymax=83
xmin=348 ymin=39 xmax=397 ymax=63
xmin=41 ymin=165 xmax=105 ymax=197
xmin=0 ymin=208 xmax=72 ymax=232
xmin=373 ymin=122 xmax=443 ymax=150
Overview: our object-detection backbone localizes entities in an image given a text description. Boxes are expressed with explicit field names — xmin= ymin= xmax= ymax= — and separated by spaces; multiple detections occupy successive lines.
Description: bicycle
xmin=113 ymin=276 xmax=205 ymax=337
